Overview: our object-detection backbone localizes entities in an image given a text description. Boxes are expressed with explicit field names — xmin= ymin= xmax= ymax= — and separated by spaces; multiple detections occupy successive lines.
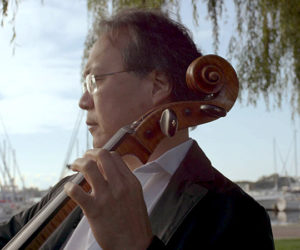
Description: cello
xmin=3 ymin=54 xmax=239 ymax=249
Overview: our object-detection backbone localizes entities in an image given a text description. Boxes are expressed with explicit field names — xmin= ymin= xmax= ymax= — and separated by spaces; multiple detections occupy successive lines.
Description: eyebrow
xmin=83 ymin=66 xmax=90 ymax=78
xmin=84 ymin=65 xmax=110 ymax=77
xmin=83 ymin=60 xmax=94 ymax=76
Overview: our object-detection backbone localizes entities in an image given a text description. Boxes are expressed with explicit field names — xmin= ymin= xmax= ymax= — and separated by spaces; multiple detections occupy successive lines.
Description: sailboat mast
xmin=273 ymin=138 xmax=277 ymax=174
xmin=295 ymin=130 xmax=298 ymax=178
xmin=273 ymin=138 xmax=278 ymax=190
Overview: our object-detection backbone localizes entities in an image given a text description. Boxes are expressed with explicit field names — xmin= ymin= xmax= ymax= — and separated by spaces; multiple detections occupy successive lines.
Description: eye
xmin=94 ymin=76 xmax=106 ymax=82
xmin=93 ymin=76 xmax=106 ymax=89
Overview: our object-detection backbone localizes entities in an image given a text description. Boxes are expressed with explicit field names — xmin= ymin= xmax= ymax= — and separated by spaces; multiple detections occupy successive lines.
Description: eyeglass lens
xmin=83 ymin=74 xmax=96 ymax=94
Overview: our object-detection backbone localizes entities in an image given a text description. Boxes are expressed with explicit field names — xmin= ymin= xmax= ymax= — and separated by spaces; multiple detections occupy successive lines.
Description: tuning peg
xmin=159 ymin=109 xmax=178 ymax=137
xmin=200 ymin=104 xmax=226 ymax=118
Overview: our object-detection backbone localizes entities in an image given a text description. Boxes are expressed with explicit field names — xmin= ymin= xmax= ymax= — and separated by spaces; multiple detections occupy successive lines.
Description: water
xmin=268 ymin=210 xmax=300 ymax=225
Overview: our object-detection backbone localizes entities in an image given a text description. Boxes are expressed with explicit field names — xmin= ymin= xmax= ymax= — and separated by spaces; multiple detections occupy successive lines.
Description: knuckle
xmin=115 ymin=182 xmax=129 ymax=197
xmin=96 ymin=149 xmax=111 ymax=167
xmin=94 ymin=191 xmax=112 ymax=209
xmin=84 ymin=148 xmax=98 ymax=156
xmin=70 ymin=158 xmax=83 ymax=171
xmin=68 ymin=185 xmax=79 ymax=197
xmin=97 ymin=148 xmax=110 ymax=162
xmin=110 ymin=151 xmax=120 ymax=158
xmin=65 ymin=183 xmax=82 ymax=199
xmin=81 ymin=159 xmax=96 ymax=172
xmin=83 ymin=149 xmax=93 ymax=158
xmin=98 ymin=148 xmax=109 ymax=158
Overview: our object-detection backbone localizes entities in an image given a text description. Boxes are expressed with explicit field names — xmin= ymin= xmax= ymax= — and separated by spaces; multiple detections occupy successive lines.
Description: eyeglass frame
xmin=82 ymin=70 xmax=130 ymax=94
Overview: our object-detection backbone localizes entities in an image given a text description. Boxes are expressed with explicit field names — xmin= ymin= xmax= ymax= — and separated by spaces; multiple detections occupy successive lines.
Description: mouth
xmin=86 ymin=122 xmax=98 ymax=133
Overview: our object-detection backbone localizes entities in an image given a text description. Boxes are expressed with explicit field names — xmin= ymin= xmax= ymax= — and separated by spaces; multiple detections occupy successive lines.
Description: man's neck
xmin=123 ymin=129 xmax=189 ymax=171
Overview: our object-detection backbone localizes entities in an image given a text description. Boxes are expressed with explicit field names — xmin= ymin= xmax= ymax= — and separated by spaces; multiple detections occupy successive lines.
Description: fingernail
xmin=64 ymin=182 xmax=75 ymax=193
xmin=70 ymin=164 xmax=75 ymax=171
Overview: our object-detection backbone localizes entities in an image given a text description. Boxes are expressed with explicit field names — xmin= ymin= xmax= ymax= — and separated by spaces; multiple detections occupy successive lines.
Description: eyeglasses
xmin=82 ymin=70 xmax=129 ymax=94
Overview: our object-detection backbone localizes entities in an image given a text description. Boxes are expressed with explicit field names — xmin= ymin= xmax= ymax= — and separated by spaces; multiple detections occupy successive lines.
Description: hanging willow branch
xmin=226 ymin=0 xmax=300 ymax=116
xmin=1 ymin=0 xmax=8 ymax=18
xmin=1 ymin=0 xmax=18 ymax=52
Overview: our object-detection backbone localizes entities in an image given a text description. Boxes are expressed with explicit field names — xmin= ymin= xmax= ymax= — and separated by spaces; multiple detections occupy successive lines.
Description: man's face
xmin=79 ymin=35 xmax=154 ymax=148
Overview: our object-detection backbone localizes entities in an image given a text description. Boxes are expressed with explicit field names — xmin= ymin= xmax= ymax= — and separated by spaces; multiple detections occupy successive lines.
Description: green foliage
xmin=275 ymin=238 xmax=300 ymax=250
xmin=203 ymin=0 xmax=224 ymax=52
xmin=83 ymin=0 xmax=300 ymax=116
xmin=227 ymin=0 xmax=300 ymax=116
xmin=1 ymin=0 xmax=19 ymax=54
xmin=1 ymin=0 xmax=8 ymax=18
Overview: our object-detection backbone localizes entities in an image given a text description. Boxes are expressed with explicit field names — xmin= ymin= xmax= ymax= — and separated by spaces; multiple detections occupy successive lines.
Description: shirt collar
xmin=134 ymin=139 xmax=193 ymax=175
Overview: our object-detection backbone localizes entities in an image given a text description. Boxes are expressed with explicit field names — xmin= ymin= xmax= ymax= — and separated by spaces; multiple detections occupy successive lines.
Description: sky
xmin=0 ymin=0 xmax=299 ymax=189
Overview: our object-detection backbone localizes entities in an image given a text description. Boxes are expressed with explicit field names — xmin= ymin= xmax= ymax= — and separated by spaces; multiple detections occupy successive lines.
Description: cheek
xmin=93 ymin=82 xmax=153 ymax=127
xmin=124 ymin=87 xmax=153 ymax=116
xmin=92 ymin=93 xmax=113 ymax=124
xmin=93 ymin=90 xmax=131 ymax=129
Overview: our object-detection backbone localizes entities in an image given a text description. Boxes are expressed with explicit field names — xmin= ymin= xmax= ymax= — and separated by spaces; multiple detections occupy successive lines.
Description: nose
xmin=79 ymin=91 xmax=94 ymax=110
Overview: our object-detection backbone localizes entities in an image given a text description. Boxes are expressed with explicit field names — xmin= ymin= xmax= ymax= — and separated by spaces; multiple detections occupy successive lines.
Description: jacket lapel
xmin=149 ymin=141 xmax=214 ymax=244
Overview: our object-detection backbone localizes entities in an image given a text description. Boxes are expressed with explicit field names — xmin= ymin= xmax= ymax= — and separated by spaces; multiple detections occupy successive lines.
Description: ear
xmin=150 ymin=71 xmax=172 ymax=106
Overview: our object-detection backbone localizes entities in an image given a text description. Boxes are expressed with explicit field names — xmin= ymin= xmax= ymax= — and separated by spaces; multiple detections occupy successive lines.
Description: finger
xmin=96 ymin=149 xmax=124 ymax=187
xmin=83 ymin=148 xmax=104 ymax=160
xmin=111 ymin=151 xmax=133 ymax=177
xmin=84 ymin=149 xmax=105 ymax=176
xmin=83 ymin=149 xmax=98 ymax=160
xmin=110 ymin=151 xmax=141 ymax=188
xmin=64 ymin=181 xmax=93 ymax=212
xmin=71 ymin=158 xmax=107 ymax=193
xmin=102 ymin=150 xmax=140 ymax=196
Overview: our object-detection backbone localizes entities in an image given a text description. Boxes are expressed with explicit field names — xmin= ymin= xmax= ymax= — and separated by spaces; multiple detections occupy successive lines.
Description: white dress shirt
xmin=64 ymin=139 xmax=193 ymax=250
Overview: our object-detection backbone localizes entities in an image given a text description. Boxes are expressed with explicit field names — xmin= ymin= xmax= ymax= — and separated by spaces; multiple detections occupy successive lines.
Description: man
xmin=0 ymin=9 xmax=274 ymax=249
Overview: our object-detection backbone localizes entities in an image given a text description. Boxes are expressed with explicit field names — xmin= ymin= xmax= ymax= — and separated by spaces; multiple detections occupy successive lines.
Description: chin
xmin=92 ymin=140 xmax=104 ymax=149
xmin=92 ymin=134 xmax=111 ymax=149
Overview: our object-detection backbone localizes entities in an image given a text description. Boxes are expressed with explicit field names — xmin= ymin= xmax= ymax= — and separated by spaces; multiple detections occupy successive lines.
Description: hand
xmin=64 ymin=149 xmax=153 ymax=250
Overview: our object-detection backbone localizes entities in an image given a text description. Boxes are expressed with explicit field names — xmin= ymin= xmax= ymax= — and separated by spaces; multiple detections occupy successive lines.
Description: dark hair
xmin=98 ymin=8 xmax=202 ymax=101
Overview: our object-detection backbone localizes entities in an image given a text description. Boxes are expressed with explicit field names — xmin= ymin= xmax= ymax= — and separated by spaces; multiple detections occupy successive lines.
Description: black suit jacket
xmin=0 ymin=142 xmax=274 ymax=249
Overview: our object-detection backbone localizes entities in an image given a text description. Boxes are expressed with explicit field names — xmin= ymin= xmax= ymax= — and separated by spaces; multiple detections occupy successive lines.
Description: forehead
xmin=84 ymin=35 xmax=124 ymax=74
